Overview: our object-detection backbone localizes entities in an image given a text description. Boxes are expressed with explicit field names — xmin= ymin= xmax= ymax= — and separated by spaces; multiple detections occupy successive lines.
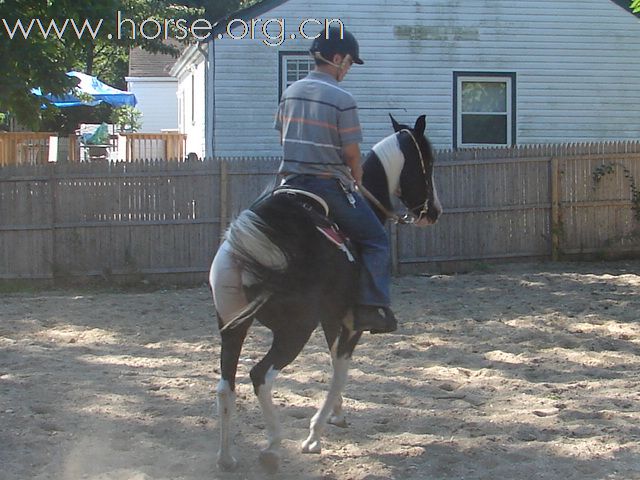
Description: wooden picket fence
xmin=120 ymin=132 xmax=187 ymax=162
xmin=0 ymin=131 xmax=187 ymax=164
xmin=0 ymin=132 xmax=56 ymax=166
xmin=396 ymin=141 xmax=640 ymax=272
xmin=1 ymin=141 xmax=639 ymax=282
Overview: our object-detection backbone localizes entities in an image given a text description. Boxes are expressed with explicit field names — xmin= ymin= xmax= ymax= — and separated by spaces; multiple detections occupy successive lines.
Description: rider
xmin=275 ymin=26 xmax=396 ymax=334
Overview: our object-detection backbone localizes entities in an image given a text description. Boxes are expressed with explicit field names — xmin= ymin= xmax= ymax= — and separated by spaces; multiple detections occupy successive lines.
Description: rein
xmin=358 ymin=183 xmax=413 ymax=224
xmin=360 ymin=129 xmax=431 ymax=225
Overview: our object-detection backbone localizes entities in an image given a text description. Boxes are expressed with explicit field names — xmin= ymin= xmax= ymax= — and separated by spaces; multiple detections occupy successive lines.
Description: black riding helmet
xmin=309 ymin=27 xmax=364 ymax=65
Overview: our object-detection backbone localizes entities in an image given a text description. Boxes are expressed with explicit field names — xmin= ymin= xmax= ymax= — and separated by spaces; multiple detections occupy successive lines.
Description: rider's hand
xmin=342 ymin=143 xmax=363 ymax=185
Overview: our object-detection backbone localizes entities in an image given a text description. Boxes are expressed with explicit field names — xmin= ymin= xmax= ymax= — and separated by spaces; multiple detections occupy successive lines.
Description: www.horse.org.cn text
xmin=2 ymin=12 xmax=345 ymax=48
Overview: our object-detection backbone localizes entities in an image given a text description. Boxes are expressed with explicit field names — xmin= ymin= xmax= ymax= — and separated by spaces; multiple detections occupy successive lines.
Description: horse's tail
xmin=215 ymin=209 xmax=285 ymax=332
xmin=221 ymin=193 xmax=348 ymax=329
xmin=219 ymin=290 xmax=271 ymax=333
xmin=225 ymin=209 xmax=288 ymax=279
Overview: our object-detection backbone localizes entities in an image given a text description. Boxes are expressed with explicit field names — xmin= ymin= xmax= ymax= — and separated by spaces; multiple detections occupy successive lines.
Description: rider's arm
xmin=342 ymin=143 xmax=363 ymax=185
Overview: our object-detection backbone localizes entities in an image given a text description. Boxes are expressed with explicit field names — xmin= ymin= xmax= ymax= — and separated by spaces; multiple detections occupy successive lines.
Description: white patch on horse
xmin=256 ymin=367 xmax=282 ymax=451
xmin=210 ymin=241 xmax=249 ymax=327
xmin=216 ymin=379 xmax=238 ymax=470
xmin=211 ymin=210 xmax=286 ymax=329
xmin=302 ymin=354 xmax=350 ymax=454
xmin=371 ymin=134 xmax=405 ymax=197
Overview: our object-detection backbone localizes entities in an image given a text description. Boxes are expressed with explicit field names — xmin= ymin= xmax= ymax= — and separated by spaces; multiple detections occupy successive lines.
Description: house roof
xmin=210 ymin=0 xmax=638 ymax=35
xmin=610 ymin=0 xmax=639 ymax=16
xmin=169 ymin=43 xmax=206 ymax=77
xmin=128 ymin=41 xmax=181 ymax=77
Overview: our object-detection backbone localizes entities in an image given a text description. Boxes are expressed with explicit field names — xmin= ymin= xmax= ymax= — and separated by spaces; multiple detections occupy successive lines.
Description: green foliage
xmin=1 ymin=1 xmax=75 ymax=126
xmin=592 ymin=162 xmax=617 ymax=183
xmin=111 ymin=105 xmax=142 ymax=132
xmin=592 ymin=162 xmax=640 ymax=221
xmin=0 ymin=0 xmax=251 ymax=128
xmin=632 ymin=0 xmax=640 ymax=13
xmin=40 ymin=104 xmax=112 ymax=135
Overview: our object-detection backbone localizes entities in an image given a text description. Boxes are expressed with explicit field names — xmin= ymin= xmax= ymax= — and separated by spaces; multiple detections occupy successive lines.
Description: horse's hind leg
xmin=302 ymin=321 xmax=361 ymax=454
xmin=216 ymin=318 xmax=251 ymax=471
xmin=250 ymin=325 xmax=315 ymax=473
xmin=327 ymin=358 xmax=348 ymax=428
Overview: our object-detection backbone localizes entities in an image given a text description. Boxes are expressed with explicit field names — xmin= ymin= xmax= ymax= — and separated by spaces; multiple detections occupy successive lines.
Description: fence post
xmin=48 ymin=163 xmax=57 ymax=279
xmin=219 ymin=159 xmax=229 ymax=246
xmin=389 ymin=222 xmax=399 ymax=275
xmin=163 ymin=133 xmax=169 ymax=160
xmin=550 ymin=156 xmax=562 ymax=261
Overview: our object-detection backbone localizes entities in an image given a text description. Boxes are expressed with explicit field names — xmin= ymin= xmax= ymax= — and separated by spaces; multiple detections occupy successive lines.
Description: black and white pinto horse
xmin=209 ymin=114 xmax=442 ymax=472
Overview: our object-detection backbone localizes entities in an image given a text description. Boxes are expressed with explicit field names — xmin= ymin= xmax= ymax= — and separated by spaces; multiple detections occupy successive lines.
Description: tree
xmin=111 ymin=105 xmax=142 ymax=132
xmin=0 ymin=0 xmax=250 ymax=128
xmin=1 ymin=1 xmax=77 ymax=126
xmin=632 ymin=0 xmax=640 ymax=13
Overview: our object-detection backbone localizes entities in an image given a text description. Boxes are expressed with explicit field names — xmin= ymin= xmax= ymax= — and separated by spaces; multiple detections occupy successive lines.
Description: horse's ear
xmin=414 ymin=115 xmax=426 ymax=135
xmin=389 ymin=114 xmax=402 ymax=133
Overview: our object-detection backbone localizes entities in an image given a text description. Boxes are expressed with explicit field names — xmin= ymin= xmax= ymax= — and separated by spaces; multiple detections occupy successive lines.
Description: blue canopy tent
xmin=32 ymin=71 xmax=137 ymax=108
xmin=31 ymin=72 xmax=137 ymax=161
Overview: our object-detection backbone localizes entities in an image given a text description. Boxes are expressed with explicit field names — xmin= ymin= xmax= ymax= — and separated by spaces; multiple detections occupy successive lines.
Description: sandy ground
xmin=1 ymin=260 xmax=640 ymax=480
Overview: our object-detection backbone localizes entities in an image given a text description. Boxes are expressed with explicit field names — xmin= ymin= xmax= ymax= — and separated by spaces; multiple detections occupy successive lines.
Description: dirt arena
xmin=1 ymin=260 xmax=639 ymax=480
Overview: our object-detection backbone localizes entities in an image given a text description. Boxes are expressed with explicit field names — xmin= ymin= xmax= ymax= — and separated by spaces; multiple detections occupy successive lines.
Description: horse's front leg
xmin=302 ymin=324 xmax=361 ymax=454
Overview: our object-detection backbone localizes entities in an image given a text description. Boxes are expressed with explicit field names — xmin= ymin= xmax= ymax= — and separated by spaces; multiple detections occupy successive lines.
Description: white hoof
xmin=217 ymin=454 xmax=238 ymax=471
xmin=301 ymin=437 xmax=322 ymax=454
xmin=258 ymin=449 xmax=280 ymax=473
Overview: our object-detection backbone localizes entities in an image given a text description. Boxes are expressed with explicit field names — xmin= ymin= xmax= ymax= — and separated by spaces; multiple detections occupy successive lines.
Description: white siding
xmin=211 ymin=0 xmax=640 ymax=154
xmin=126 ymin=78 xmax=178 ymax=133
xmin=176 ymin=56 xmax=207 ymax=158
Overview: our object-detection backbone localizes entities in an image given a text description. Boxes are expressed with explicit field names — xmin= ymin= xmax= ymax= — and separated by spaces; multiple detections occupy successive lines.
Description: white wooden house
xmin=126 ymin=47 xmax=179 ymax=133
xmin=170 ymin=44 xmax=207 ymax=158
xmin=176 ymin=0 xmax=640 ymax=157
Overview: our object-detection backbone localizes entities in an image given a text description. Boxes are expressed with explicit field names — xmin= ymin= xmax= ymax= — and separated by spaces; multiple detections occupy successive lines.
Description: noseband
xmin=360 ymin=129 xmax=432 ymax=225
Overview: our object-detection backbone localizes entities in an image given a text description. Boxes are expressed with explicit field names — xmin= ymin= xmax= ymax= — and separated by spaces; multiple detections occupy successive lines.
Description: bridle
xmin=359 ymin=129 xmax=433 ymax=225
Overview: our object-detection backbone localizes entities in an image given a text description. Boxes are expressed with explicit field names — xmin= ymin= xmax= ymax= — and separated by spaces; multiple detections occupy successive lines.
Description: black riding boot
xmin=354 ymin=305 xmax=397 ymax=334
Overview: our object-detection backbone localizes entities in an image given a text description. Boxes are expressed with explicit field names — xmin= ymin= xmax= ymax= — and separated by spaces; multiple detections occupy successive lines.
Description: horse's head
xmin=363 ymin=114 xmax=442 ymax=226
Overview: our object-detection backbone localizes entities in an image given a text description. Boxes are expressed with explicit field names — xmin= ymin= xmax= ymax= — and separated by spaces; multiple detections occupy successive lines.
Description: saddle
xmin=272 ymin=186 xmax=355 ymax=262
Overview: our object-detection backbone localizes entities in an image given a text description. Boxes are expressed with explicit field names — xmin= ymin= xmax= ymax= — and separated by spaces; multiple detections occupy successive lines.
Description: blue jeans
xmin=285 ymin=175 xmax=391 ymax=307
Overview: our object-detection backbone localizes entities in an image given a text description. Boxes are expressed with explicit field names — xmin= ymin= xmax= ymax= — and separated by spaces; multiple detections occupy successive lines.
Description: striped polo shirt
xmin=274 ymin=70 xmax=363 ymax=186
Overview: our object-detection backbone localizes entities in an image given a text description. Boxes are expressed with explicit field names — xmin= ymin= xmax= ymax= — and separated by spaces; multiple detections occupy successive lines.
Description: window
xmin=279 ymin=52 xmax=314 ymax=99
xmin=454 ymin=72 xmax=516 ymax=148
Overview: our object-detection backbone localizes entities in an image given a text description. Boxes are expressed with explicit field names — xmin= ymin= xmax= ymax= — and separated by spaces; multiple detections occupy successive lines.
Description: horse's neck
xmin=371 ymin=134 xmax=404 ymax=197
